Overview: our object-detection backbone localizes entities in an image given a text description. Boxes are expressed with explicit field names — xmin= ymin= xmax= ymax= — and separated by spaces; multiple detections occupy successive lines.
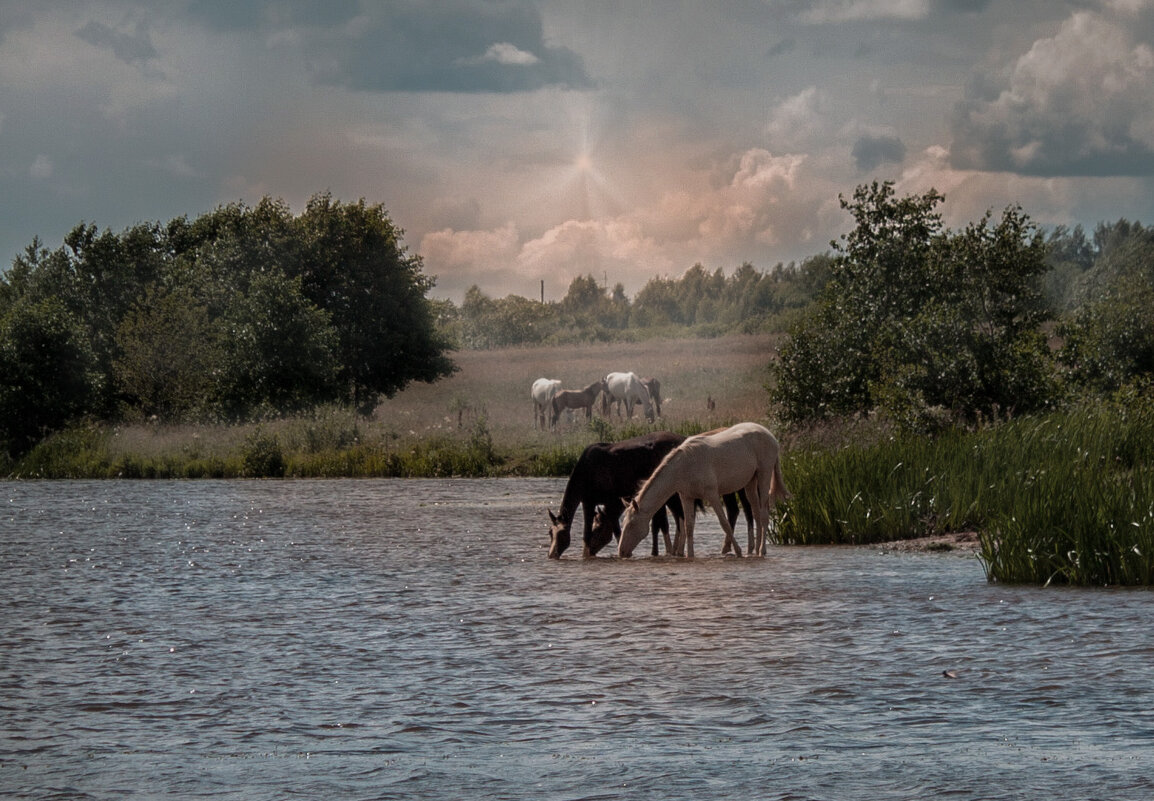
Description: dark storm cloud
xmin=186 ymin=0 xmax=592 ymax=93
xmin=309 ymin=1 xmax=593 ymax=93
xmin=852 ymin=134 xmax=906 ymax=172
xmin=74 ymin=19 xmax=156 ymax=64
xmin=185 ymin=0 xmax=361 ymax=31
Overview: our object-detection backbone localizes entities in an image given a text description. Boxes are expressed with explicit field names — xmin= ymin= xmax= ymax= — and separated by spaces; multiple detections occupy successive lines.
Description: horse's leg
xmin=744 ymin=476 xmax=767 ymax=556
xmin=709 ymin=492 xmax=742 ymax=557
xmin=657 ymin=503 xmax=674 ymax=554
xmin=581 ymin=499 xmax=596 ymax=558
xmin=678 ymin=492 xmax=697 ymax=558
xmin=651 ymin=506 xmax=670 ymax=556
xmin=738 ymin=488 xmax=754 ymax=554
xmin=667 ymin=494 xmax=686 ymax=556
xmin=720 ymin=493 xmax=739 ymax=555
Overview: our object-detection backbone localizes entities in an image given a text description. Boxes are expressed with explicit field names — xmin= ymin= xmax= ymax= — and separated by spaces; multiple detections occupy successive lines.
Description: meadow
xmin=12 ymin=334 xmax=778 ymax=480
xmin=10 ymin=333 xmax=1154 ymax=585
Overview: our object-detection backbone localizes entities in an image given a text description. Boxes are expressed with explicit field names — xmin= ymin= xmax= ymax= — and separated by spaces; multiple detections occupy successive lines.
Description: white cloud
xmin=766 ymin=88 xmax=827 ymax=150
xmin=479 ymin=42 xmax=540 ymax=66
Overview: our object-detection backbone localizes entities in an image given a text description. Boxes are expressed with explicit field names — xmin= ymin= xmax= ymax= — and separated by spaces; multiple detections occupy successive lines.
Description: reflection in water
xmin=2 ymin=478 xmax=1153 ymax=800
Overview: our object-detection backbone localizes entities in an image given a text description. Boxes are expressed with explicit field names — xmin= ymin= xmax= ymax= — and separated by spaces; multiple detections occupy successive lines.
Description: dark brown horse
xmin=551 ymin=379 xmax=606 ymax=426
xmin=547 ymin=432 xmax=686 ymax=558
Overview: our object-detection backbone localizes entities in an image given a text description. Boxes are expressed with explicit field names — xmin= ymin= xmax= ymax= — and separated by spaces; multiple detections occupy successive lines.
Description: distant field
xmin=374 ymin=333 xmax=780 ymax=443
xmin=13 ymin=334 xmax=781 ymax=479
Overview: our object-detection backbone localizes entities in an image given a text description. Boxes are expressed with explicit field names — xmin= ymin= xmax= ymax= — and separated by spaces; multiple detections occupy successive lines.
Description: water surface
xmin=2 ymin=479 xmax=1152 ymax=800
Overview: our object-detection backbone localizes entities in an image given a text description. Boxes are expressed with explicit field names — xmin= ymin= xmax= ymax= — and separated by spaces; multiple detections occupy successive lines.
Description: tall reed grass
xmin=776 ymin=400 xmax=1154 ymax=585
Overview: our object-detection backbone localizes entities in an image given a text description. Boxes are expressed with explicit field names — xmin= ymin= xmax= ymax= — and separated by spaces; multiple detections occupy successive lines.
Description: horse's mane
xmin=634 ymin=444 xmax=685 ymax=502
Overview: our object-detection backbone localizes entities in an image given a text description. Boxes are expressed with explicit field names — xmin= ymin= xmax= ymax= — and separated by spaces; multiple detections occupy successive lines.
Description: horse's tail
xmin=769 ymin=456 xmax=791 ymax=502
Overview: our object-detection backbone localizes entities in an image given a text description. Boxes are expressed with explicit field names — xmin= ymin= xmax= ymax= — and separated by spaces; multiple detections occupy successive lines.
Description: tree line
xmin=0 ymin=194 xmax=454 ymax=456
xmin=3 ymin=182 xmax=1152 ymax=458
xmin=435 ymin=257 xmax=830 ymax=350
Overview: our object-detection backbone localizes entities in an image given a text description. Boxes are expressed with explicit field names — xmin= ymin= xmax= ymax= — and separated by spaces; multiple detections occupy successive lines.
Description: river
xmin=2 ymin=478 xmax=1152 ymax=800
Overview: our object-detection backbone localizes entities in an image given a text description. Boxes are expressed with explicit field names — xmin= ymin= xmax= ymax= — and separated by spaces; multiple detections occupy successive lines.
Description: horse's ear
xmin=548 ymin=510 xmax=559 ymax=525
xmin=625 ymin=497 xmax=639 ymax=513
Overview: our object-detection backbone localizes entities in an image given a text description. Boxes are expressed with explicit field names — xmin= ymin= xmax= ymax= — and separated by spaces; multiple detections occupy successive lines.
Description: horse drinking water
xmin=618 ymin=422 xmax=790 ymax=558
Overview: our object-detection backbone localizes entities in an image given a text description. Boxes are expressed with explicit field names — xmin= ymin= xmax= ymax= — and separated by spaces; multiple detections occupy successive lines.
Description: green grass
xmin=775 ymin=400 xmax=1154 ymax=585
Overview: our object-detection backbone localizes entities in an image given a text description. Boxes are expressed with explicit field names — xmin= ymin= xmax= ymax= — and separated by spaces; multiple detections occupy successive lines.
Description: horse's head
xmin=617 ymin=498 xmax=649 ymax=557
xmin=547 ymin=510 xmax=570 ymax=559
xmin=586 ymin=506 xmax=618 ymax=556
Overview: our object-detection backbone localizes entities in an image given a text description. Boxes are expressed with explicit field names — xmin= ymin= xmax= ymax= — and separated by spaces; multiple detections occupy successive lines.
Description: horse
xmin=531 ymin=378 xmax=562 ymax=429
xmin=551 ymin=379 xmax=606 ymax=426
xmin=547 ymin=432 xmax=687 ymax=558
xmin=602 ymin=371 xmax=655 ymax=422
xmin=641 ymin=377 xmax=662 ymax=417
xmin=591 ymin=487 xmax=753 ymax=557
xmin=618 ymin=422 xmax=790 ymax=558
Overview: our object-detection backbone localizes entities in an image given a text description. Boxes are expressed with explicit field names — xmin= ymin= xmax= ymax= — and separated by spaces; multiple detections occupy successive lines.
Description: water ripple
xmin=2 ymin=478 xmax=1153 ymax=800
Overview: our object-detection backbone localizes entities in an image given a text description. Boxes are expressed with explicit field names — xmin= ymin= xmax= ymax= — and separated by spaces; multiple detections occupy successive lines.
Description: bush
xmin=241 ymin=429 xmax=286 ymax=477
xmin=771 ymin=182 xmax=1055 ymax=428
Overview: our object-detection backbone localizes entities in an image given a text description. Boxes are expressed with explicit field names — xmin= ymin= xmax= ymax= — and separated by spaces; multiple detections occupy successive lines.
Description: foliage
xmin=0 ymin=297 xmax=102 ymax=455
xmin=292 ymin=193 xmax=455 ymax=411
xmin=1057 ymin=221 xmax=1154 ymax=393
xmin=772 ymin=181 xmax=1056 ymax=429
xmin=447 ymin=259 xmax=822 ymax=349
xmin=776 ymin=400 xmax=1154 ymax=585
xmin=0 ymin=193 xmax=454 ymax=448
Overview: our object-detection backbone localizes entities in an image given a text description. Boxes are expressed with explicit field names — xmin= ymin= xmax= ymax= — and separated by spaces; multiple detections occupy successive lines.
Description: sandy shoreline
xmin=867 ymin=531 xmax=981 ymax=553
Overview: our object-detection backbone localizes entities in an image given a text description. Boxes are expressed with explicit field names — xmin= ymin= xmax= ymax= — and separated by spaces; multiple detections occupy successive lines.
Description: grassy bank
xmin=778 ymin=400 xmax=1154 ymax=585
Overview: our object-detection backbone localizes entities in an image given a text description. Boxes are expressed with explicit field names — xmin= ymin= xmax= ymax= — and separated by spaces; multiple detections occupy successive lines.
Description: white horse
xmin=531 ymin=378 xmax=562 ymax=429
xmin=602 ymin=371 xmax=655 ymax=422
xmin=618 ymin=422 xmax=790 ymax=558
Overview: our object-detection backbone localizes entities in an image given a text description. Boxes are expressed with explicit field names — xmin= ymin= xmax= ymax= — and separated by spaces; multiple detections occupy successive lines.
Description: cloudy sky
xmin=3 ymin=1 xmax=1154 ymax=302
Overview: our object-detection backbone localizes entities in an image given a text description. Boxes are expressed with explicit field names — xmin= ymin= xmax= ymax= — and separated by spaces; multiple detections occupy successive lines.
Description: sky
xmin=2 ymin=0 xmax=1154 ymax=303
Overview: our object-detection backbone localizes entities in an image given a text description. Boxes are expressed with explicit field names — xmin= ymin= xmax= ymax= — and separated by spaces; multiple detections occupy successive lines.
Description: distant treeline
xmin=433 ymin=257 xmax=832 ymax=349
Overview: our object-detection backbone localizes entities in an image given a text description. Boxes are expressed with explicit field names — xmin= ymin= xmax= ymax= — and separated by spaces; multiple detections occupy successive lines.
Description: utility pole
xmin=540 ymin=279 xmax=545 ymax=304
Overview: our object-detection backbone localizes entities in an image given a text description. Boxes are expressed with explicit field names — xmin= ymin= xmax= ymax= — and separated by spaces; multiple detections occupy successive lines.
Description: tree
xmin=113 ymin=282 xmax=220 ymax=421
xmin=292 ymin=193 xmax=455 ymax=412
xmin=0 ymin=297 xmax=101 ymax=455
xmin=772 ymin=182 xmax=1055 ymax=428
xmin=1059 ymin=222 xmax=1154 ymax=392
xmin=212 ymin=270 xmax=340 ymax=419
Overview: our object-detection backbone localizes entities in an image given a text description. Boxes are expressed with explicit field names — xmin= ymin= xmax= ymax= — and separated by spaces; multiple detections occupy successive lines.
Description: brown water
xmin=2 ymin=478 xmax=1153 ymax=800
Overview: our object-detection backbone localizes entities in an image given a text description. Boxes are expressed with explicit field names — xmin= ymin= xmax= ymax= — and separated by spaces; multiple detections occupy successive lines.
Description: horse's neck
xmin=636 ymin=457 xmax=678 ymax=515
xmin=559 ymin=478 xmax=584 ymax=523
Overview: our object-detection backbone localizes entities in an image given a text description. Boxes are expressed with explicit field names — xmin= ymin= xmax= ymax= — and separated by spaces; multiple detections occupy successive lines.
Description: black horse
xmin=547 ymin=432 xmax=685 ymax=558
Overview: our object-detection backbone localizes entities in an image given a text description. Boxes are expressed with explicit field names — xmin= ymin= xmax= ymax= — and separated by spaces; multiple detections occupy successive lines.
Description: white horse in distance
xmin=531 ymin=378 xmax=563 ymax=429
xmin=602 ymin=372 xmax=655 ymax=422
